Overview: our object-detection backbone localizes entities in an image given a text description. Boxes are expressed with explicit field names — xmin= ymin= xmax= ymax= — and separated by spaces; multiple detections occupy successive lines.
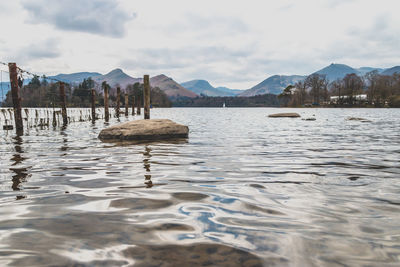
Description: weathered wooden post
xmin=52 ymin=103 xmax=56 ymax=127
xmin=137 ymin=98 xmax=141 ymax=115
xmin=116 ymin=86 xmax=121 ymax=117
xmin=91 ymin=89 xmax=96 ymax=122
xmin=131 ymin=96 xmax=135 ymax=115
xmin=8 ymin=63 xmax=23 ymax=135
xmin=103 ymin=83 xmax=109 ymax=122
xmin=59 ymin=82 xmax=68 ymax=125
xmin=143 ymin=75 xmax=150 ymax=119
xmin=125 ymin=93 xmax=129 ymax=116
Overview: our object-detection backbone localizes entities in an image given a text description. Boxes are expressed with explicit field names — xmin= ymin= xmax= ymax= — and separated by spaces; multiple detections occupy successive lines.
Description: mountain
xmin=382 ymin=66 xmax=400 ymax=76
xmin=239 ymin=75 xmax=305 ymax=97
xmin=93 ymin=68 xmax=140 ymax=88
xmin=181 ymin=79 xmax=240 ymax=96
xmin=50 ymin=72 xmax=102 ymax=84
xmin=314 ymin=63 xmax=359 ymax=81
xmin=0 ymin=82 xmax=10 ymax=102
xmin=93 ymin=70 xmax=196 ymax=98
xmin=357 ymin=67 xmax=384 ymax=75
xmin=150 ymin=75 xmax=197 ymax=98
xmin=215 ymin=87 xmax=242 ymax=95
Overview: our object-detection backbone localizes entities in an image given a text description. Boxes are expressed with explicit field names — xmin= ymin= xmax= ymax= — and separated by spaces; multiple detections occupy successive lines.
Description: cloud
xmin=24 ymin=39 xmax=61 ymax=60
xmin=120 ymin=46 xmax=250 ymax=70
xmin=4 ymin=38 xmax=61 ymax=64
xmin=22 ymin=0 xmax=136 ymax=38
xmin=325 ymin=0 xmax=356 ymax=8
xmin=161 ymin=13 xmax=248 ymax=39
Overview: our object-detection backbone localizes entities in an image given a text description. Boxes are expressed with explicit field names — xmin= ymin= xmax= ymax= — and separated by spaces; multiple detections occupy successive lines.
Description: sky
xmin=0 ymin=0 xmax=399 ymax=89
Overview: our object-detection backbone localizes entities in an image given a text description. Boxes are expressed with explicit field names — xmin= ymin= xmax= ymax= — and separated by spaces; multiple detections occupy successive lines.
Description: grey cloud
xmin=163 ymin=13 xmax=248 ymax=38
xmin=22 ymin=0 xmax=136 ymax=38
xmin=325 ymin=0 xmax=356 ymax=8
xmin=25 ymin=39 xmax=61 ymax=60
xmin=121 ymin=46 xmax=250 ymax=71
xmin=343 ymin=15 xmax=400 ymax=60
xmin=5 ymin=39 xmax=62 ymax=63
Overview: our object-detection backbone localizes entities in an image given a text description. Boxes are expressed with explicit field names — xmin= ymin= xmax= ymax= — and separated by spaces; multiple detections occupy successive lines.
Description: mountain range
xmin=180 ymin=80 xmax=241 ymax=96
xmin=239 ymin=75 xmax=306 ymax=96
xmin=237 ymin=64 xmax=397 ymax=97
xmin=1 ymin=63 xmax=398 ymax=103
xmin=51 ymin=69 xmax=197 ymax=99
xmin=51 ymin=72 xmax=102 ymax=84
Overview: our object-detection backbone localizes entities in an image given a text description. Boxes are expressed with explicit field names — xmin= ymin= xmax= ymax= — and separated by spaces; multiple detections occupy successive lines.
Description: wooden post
xmin=103 ymin=84 xmax=109 ymax=122
xmin=91 ymin=89 xmax=96 ymax=122
xmin=137 ymin=98 xmax=141 ymax=115
xmin=125 ymin=93 xmax=129 ymax=116
xmin=8 ymin=63 xmax=23 ymax=135
xmin=131 ymin=96 xmax=135 ymax=115
xmin=59 ymin=82 xmax=68 ymax=125
xmin=143 ymin=75 xmax=150 ymax=119
xmin=116 ymin=86 xmax=120 ymax=117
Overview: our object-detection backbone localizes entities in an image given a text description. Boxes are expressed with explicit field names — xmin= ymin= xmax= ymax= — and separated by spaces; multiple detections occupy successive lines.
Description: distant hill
xmin=50 ymin=72 xmax=102 ymax=84
xmin=181 ymin=79 xmax=240 ymax=96
xmin=0 ymin=82 xmax=10 ymax=103
xmin=215 ymin=86 xmax=242 ymax=95
xmin=382 ymin=66 xmax=400 ymax=76
xmin=239 ymin=75 xmax=305 ymax=97
xmin=357 ymin=67 xmax=384 ymax=75
xmin=93 ymin=69 xmax=140 ymax=88
xmin=150 ymin=75 xmax=197 ymax=98
xmin=314 ymin=63 xmax=359 ymax=81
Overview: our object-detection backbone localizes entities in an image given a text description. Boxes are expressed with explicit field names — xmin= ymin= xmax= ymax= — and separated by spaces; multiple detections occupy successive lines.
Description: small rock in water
xmin=302 ymin=117 xmax=316 ymax=121
xmin=268 ymin=113 xmax=301 ymax=118
xmin=98 ymin=119 xmax=189 ymax=141
xmin=346 ymin=117 xmax=372 ymax=123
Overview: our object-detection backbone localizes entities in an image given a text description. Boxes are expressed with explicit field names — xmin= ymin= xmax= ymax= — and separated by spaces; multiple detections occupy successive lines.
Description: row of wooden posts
xmin=7 ymin=63 xmax=151 ymax=135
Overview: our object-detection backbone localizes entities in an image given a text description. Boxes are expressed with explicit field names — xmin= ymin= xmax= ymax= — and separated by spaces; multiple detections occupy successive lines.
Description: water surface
xmin=0 ymin=108 xmax=399 ymax=266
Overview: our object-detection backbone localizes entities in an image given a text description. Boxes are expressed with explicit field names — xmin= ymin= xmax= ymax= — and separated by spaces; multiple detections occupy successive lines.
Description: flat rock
xmin=98 ymin=119 xmax=189 ymax=141
xmin=268 ymin=113 xmax=301 ymax=118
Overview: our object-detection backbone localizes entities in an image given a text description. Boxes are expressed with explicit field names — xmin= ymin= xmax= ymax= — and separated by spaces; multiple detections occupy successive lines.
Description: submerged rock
xmin=98 ymin=119 xmax=189 ymax=141
xmin=346 ymin=117 xmax=372 ymax=123
xmin=268 ymin=113 xmax=301 ymax=118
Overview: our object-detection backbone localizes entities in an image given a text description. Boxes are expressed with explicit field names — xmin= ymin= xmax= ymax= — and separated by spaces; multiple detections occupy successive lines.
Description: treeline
xmin=280 ymin=71 xmax=400 ymax=107
xmin=173 ymin=94 xmax=279 ymax=107
xmin=2 ymin=76 xmax=172 ymax=108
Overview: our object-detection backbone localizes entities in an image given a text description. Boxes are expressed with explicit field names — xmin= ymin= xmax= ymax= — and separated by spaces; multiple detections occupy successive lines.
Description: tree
xmin=278 ymin=85 xmax=294 ymax=107
xmin=305 ymin=74 xmax=328 ymax=105
xmin=365 ymin=70 xmax=379 ymax=105
xmin=294 ymin=80 xmax=307 ymax=105
xmin=330 ymin=79 xmax=344 ymax=105
xmin=343 ymin=73 xmax=364 ymax=106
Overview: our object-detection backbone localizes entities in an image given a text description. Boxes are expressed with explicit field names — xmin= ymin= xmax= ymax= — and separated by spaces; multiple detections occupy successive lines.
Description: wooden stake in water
xmin=143 ymin=75 xmax=150 ymax=120
xmin=8 ymin=63 xmax=23 ymax=135
xmin=137 ymin=98 xmax=141 ymax=115
xmin=91 ymin=89 xmax=96 ymax=122
xmin=59 ymin=82 xmax=68 ymax=125
xmin=131 ymin=96 xmax=135 ymax=116
xmin=103 ymin=83 xmax=109 ymax=122
xmin=116 ymin=86 xmax=121 ymax=118
xmin=125 ymin=93 xmax=129 ymax=116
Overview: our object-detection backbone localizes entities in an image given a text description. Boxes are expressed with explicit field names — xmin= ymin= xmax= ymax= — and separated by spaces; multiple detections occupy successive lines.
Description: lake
xmin=0 ymin=108 xmax=399 ymax=266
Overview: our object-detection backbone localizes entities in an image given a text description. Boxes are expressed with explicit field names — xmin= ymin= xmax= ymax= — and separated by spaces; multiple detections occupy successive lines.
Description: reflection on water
xmin=0 ymin=108 xmax=400 ymax=266
xmin=143 ymin=146 xmax=153 ymax=188
xmin=9 ymin=136 xmax=30 ymax=194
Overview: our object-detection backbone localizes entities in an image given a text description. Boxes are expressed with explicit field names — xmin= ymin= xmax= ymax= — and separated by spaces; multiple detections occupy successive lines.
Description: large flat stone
xmin=268 ymin=113 xmax=301 ymax=118
xmin=98 ymin=119 xmax=189 ymax=141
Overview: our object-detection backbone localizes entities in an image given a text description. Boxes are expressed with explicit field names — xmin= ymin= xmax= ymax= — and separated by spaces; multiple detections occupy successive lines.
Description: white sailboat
xmin=223 ymin=102 xmax=226 ymax=108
